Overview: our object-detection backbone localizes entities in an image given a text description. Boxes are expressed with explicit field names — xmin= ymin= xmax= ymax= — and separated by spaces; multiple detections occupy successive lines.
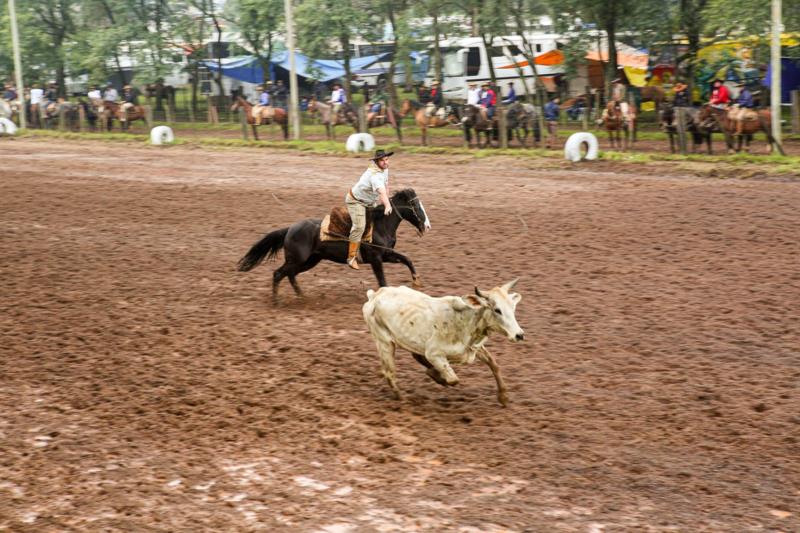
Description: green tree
xmin=296 ymin=0 xmax=377 ymax=101
xmin=223 ymin=0 xmax=284 ymax=79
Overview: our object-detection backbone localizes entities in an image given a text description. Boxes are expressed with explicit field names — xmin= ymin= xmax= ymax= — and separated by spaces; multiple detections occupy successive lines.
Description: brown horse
xmin=97 ymin=101 xmax=148 ymax=131
xmin=230 ymin=96 xmax=289 ymax=140
xmin=697 ymin=105 xmax=784 ymax=155
xmin=598 ymin=101 xmax=636 ymax=150
xmin=306 ymin=98 xmax=357 ymax=140
xmin=399 ymin=99 xmax=458 ymax=146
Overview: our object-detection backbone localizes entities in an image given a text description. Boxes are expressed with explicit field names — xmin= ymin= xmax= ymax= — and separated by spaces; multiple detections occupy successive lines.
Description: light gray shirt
xmin=352 ymin=163 xmax=389 ymax=206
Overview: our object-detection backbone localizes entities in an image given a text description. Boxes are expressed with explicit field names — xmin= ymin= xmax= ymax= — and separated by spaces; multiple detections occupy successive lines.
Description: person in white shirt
xmin=103 ymin=84 xmax=118 ymax=102
xmin=87 ymin=85 xmax=102 ymax=101
xmin=466 ymin=83 xmax=481 ymax=106
xmin=344 ymin=149 xmax=393 ymax=269
xmin=329 ymin=83 xmax=346 ymax=115
xmin=29 ymin=84 xmax=44 ymax=106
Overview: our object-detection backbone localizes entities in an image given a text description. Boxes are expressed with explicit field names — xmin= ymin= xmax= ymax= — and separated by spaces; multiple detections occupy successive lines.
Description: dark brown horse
xmin=453 ymin=104 xmax=496 ymax=148
xmin=230 ymin=96 xmax=289 ymax=140
xmin=696 ymin=105 xmax=784 ymax=155
xmin=237 ymin=189 xmax=431 ymax=303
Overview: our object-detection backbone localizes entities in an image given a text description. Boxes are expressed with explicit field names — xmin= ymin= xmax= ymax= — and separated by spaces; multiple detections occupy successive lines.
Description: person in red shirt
xmin=709 ymin=79 xmax=730 ymax=108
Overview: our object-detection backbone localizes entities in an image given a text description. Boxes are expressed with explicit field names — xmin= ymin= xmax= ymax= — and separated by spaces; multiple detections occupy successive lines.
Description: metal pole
xmin=8 ymin=0 xmax=26 ymax=129
xmin=771 ymin=0 xmax=782 ymax=147
xmin=284 ymin=0 xmax=301 ymax=140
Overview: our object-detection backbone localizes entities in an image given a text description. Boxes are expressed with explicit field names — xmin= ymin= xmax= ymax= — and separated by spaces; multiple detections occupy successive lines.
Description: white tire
xmin=346 ymin=133 xmax=376 ymax=153
xmin=150 ymin=125 xmax=175 ymax=145
xmin=0 ymin=117 xmax=18 ymax=136
xmin=564 ymin=132 xmax=599 ymax=162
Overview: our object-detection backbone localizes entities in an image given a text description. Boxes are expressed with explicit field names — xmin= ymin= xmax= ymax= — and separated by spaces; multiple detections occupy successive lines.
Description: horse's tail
xmin=237 ymin=227 xmax=289 ymax=271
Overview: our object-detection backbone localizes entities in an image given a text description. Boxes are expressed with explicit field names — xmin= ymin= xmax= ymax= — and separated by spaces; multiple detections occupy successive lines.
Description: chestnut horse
xmin=697 ymin=105 xmax=784 ymax=155
xmin=306 ymin=98 xmax=357 ymax=140
xmin=97 ymin=101 xmax=148 ymax=131
xmin=599 ymin=101 xmax=636 ymax=150
xmin=230 ymin=96 xmax=289 ymax=140
xmin=399 ymin=99 xmax=458 ymax=146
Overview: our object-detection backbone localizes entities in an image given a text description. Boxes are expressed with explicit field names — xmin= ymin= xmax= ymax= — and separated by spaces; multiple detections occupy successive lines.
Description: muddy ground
xmin=0 ymin=139 xmax=798 ymax=532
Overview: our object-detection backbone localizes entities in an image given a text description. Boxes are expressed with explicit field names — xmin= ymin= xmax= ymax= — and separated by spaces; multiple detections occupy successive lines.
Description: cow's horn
xmin=474 ymin=287 xmax=486 ymax=299
xmin=503 ymin=278 xmax=519 ymax=291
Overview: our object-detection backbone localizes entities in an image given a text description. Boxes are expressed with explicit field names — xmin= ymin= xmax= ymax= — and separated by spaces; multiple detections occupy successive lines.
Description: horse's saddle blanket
xmin=320 ymin=207 xmax=373 ymax=243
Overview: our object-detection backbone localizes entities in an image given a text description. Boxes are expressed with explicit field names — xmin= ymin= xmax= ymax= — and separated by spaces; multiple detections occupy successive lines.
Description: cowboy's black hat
xmin=371 ymin=149 xmax=394 ymax=161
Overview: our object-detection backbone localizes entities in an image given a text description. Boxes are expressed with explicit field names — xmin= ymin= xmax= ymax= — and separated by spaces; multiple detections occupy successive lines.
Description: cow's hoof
xmin=426 ymin=368 xmax=449 ymax=387
xmin=498 ymin=393 xmax=509 ymax=407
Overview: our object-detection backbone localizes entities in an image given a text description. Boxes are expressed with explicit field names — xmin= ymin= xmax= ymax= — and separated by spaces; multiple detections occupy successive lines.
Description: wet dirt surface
xmin=1 ymin=139 xmax=798 ymax=531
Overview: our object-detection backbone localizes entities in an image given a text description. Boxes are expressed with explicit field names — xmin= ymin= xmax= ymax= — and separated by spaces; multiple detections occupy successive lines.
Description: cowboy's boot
xmin=347 ymin=241 xmax=360 ymax=270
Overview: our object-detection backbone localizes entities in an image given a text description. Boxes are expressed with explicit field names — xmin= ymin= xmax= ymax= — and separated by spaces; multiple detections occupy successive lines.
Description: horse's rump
xmin=320 ymin=207 xmax=373 ymax=243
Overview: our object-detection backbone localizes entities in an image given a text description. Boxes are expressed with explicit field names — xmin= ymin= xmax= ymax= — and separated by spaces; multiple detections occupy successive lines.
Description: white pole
xmin=284 ymin=0 xmax=301 ymax=140
xmin=771 ymin=0 xmax=782 ymax=146
xmin=8 ymin=0 xmax=27 ymax=129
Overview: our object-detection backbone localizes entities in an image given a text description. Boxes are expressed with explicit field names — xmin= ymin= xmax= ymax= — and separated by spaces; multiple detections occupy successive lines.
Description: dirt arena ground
xmin=1 ymin=139 xmax=798 ymax=532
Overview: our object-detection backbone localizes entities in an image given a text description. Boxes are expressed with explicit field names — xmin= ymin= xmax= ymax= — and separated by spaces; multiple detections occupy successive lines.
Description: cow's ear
xmin=510 ymin=292 xmax=521 ymax=304
xmin=460 ymin=295 xmax=484 ymax=309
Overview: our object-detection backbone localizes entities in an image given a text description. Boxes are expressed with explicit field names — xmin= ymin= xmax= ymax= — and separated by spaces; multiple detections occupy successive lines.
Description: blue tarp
xmin=202 ymin=52 xmax=391 ymax=83
xmin=764 ymin=58 xmax=800 ymax=104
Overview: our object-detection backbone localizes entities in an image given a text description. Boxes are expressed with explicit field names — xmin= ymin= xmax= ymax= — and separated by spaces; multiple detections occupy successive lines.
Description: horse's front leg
xmin=382 ymin=249 xmax=420 ymax=286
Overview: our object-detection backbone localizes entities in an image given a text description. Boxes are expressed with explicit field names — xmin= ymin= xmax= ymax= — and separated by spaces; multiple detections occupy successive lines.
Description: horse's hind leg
xmin=287 ymin=255 xmax=323 ymax=297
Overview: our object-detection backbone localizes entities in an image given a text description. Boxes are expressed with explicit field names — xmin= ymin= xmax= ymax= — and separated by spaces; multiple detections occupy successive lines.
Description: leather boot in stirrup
xmin=347 ymin=241 xmax=360 ymax=270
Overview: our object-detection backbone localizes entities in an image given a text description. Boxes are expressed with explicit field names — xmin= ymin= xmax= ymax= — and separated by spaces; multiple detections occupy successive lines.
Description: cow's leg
xmin=376 ymin=341 xmax=401 ymax=399
xmin=424 ymin=352 xmax=459 ymax=386
xmin=412 ymin=353 xmax=449 ymax=387
xmin=382 ymin=250 xmax=420 ymax=286
xmin=477 ymin=348 xmax=508 ymax=407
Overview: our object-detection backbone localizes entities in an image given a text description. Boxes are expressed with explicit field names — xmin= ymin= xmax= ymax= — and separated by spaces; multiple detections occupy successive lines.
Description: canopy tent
xmin=202 ymin=51 xmax=391 ymax=84
xmin=585 ymin=42 xmax=650 ymax=88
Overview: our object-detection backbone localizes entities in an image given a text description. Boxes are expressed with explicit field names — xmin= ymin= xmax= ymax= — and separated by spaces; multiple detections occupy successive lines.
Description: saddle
xmin=320 ymin=207 xmax=374 ymax=243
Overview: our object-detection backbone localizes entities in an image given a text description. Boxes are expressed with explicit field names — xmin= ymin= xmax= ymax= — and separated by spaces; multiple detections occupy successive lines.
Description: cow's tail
xmin=237 ymin=227 xmax=289 ymax=271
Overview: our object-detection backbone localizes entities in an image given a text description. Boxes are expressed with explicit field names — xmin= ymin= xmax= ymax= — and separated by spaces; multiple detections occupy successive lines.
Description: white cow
xmin=362 ymin=279 xmax=524 ymax=406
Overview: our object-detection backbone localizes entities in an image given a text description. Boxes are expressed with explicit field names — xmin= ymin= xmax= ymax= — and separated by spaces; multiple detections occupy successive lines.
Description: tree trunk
xmin=481 ymin=34 xmax=496 ymax=84
xmin=386 ymin=9 xmax=399 ymax=109
xmin=432 ymin=11 xmax=442 ymax=83
xmin=341 ymin=33 xmax=352 ymax=102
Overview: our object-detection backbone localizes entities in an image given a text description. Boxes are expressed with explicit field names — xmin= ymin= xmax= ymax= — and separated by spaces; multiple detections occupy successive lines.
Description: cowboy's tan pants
xmin=345 ymin=194 xmax=367 ymax=243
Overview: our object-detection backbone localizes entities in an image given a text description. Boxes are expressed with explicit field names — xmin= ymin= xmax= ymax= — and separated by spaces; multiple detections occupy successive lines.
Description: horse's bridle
xmin=389 ymin=195 xmax=423 ymax=233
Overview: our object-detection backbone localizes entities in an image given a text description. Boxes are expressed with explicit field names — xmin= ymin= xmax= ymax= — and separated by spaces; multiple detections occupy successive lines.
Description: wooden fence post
xmin=165 ymin=103 xmax=173 ymax=124
xmin=535 ymin=87 xmax=546 ymax=145
xmin=239 ymin=108 xmax=249 ymax=140
xmin=78 ymin=105 xmax=85 ymax=133
xmin=144 ymin=105 xmax=153 ymax=129
xmin=582 ymin=85 xmax=590 ymax=132
xmin=499 ymin=105 xmax=508 ymax=148
xmin=58 ymin=108 xmax=66 ymax=131
xmin=676 ymin=106 xmax=688 ymax=155
xmin=357 ymin=105 xmax=367 ymax=133
xmin=792 ymin=89 xmax=800 ymax=134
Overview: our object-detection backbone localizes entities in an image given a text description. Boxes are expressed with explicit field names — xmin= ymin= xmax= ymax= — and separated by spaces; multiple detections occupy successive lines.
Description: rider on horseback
xmin=345 ymin=149 xmax=393 ymax=270
xmin=709 ymin=79 xmax=730 ymax=109
xmin=330 ymin=83 xmax=346 ymax=116
xmin=120 ymin=85 xmax=138 ymax=120
xmin=730 ymin=81 xmax=756 ymax=135
xmin=479 ymin=83 xmax=496 ymax=121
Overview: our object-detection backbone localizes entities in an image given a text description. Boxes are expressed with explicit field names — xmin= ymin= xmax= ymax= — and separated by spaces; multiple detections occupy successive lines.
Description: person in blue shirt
xmin=731 ymin=81 xmax=757 ymax=134
xmin=501 ymin=82 xmax=517 ymax=105
xmin=258 ymin=83 xmax=271 ymax=106
xmin=543 ymin=96 xmax=560 ymax=148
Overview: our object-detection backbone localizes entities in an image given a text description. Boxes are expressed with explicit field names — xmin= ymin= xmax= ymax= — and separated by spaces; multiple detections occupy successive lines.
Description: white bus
xmin=429 ymin=34 xmax=564 ymax=101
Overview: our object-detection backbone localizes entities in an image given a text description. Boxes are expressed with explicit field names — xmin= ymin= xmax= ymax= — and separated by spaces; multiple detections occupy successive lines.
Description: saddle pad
xmin=320 ymin=207 xmax=373 ymax=243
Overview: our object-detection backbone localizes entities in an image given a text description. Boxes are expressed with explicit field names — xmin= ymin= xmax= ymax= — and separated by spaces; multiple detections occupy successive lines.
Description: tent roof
xmin=202 ymin=52 xmax=391 ymax=83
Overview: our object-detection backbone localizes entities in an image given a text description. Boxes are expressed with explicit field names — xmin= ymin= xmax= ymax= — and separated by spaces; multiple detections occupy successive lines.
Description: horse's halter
xmin=389 ymin=195 xmax=425 ymax=235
